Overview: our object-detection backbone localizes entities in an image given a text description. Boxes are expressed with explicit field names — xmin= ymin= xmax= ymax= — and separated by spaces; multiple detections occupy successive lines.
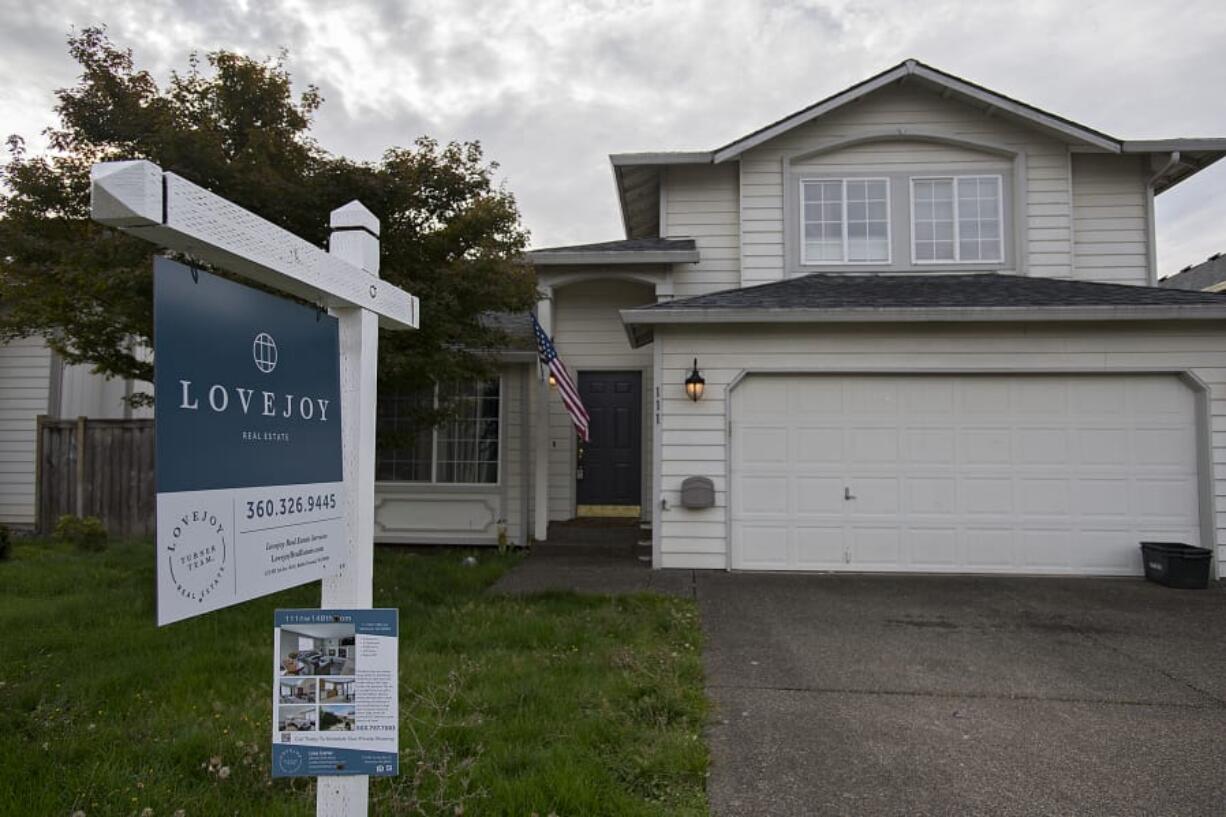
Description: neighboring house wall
xmin=663 ymin=163 xmax=741 ymax=297
xmin=57 ymin=361 xmax=153 ymax=420
xmin=653 ymin=321 xmax=1226 ymax=575
xmin=549 ymin=279 xmax=656 ymax=520
xmin=737 ymin=85 xmax=1081 ymax=286
xmin=374 ymin=363 xmax=531 ymax=546
xmin=0 ymin=338 xmax=53 ymax=527
xmin=1071 ymin=154 xmax=1152 ymax=286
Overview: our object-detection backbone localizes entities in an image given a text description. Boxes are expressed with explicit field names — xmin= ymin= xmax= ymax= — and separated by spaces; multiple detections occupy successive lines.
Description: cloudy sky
xmin=2 ymin=0 xmax=1224 ymax=275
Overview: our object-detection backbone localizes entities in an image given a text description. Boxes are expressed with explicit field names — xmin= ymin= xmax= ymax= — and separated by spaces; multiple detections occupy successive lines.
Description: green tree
xmin=0 ymin=28 xmax=536 ymax=417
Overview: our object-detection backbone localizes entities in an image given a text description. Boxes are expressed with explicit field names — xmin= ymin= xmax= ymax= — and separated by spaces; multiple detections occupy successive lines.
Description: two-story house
xmin=371 ymin=59 xmax=1226 ymax=581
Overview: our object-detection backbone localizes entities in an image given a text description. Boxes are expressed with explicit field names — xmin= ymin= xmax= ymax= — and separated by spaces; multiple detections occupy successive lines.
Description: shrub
xmin=55 ymin=515 xmax=109 ymax=552
xmin=0 ymin=524 xmax=10 ymax=561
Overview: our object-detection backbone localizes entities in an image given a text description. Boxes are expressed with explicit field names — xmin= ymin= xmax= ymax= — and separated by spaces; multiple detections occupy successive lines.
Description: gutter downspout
xmin=1145 ymin=152 xmax=1180 ymax=286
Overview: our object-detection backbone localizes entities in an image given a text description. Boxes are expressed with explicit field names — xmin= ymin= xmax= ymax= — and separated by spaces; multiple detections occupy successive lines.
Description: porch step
xmin=547 ymin=518 xmax=639 ymax=547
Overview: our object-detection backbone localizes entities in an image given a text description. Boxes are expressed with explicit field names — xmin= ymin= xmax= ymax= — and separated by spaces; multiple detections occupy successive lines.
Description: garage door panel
xmin=961 ymin=380 xmax=1011 ymax=414
xmin=1132 ymin=479 xmax=1198 ymax=518
xmin=1073 ymin=379 xmax=1128 ymax=414
xmin=846 ymin=477 xmax=900 ymax=513
xmin=1078 ymin=529 xmax=1143 ymax=571
xmin=907 ymin=477 xmax=958 ymax=515
xmin=849 ymin=527 xmax=901 ymax=565
xmin=845 ymin=379 xmax=901 ymax=415
xmin=1134 ymin=428 xmax=1195 ymax=466
xmin=793 ymin=379 xmax=843 ymax=413
xmin=796 ymin=477 xmax=844 ymax=513
xmin=794 ymin=526 xmax=846 ymax=568
xmin=1077 ymin=428 xmax=1131 ymax=465
xmin=905 ymin=428 xmax=957 ymax=464
xmin=961 ymin=528 xmax=1015 ymax=568
xmin=903 ymin=380 xmax=955 ymax=414
xmin=1018 ymin=478 xmax=1071 ymax=515
xmin=736 ymin=524 xmax=789 ymax=568
xmin=739 ymin=476 xmax=790 ymax=514
xmin=961 ymin=478 xmax=1014 ymax=514
xmin=849 ymin=427 xmax=900 ymax=463
xmin=961 ymin=427 xmax=1013 ymax=463
xmin=907 ymin=528 xmax=960 ymax=567
xmin=1018 ymin=529 xmax=1073 ymax=570
xmin=796 ymin=427 xmax=843 ymax=461
xmin=1132 ymin=377 xmax=1190 ymax=414
xmin=731 ymin=373 xmax=1201 ymax=576
xmin=739 ymin=427 xmax=789 ymax=464
xmin=1075 ymin=478 xmax=1131 ymax=516
xmin=1017 ymin=428 xmax=1069 ymax=465
xmin=1014 ymin=379 xmax=1068 ymax=415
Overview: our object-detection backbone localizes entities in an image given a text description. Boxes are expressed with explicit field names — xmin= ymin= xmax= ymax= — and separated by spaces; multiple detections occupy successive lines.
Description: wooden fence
xmin=36 ymin=417 xmax=155 ymax=538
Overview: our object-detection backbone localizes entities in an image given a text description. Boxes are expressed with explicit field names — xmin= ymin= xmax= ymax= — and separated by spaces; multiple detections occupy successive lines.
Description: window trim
xmin=376 ymin=377 xmax=503 ymax=487
xmin=798 ymin=177 xmax=893 ymax=266
xmin=908 ymin=174 xmax=1005 ymax=265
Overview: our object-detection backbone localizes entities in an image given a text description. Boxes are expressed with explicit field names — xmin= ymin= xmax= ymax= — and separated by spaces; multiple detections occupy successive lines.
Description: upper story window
xmin=376 ymin=379 xmax=501 ymax=484
xmin=911 ymin=175 xmax=1003 ymax=263
xmin=801 ymin=178 xmax=890 ymax=264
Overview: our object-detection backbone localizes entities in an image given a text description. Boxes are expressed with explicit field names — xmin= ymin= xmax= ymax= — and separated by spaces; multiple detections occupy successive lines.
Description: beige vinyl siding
xmin=654 ymin=321 xmax=1226 ymax=574
xmin=663 ymin=164 xmax=741 ymax=297
xmin=739 ymin=84 xmax=1076 ymax=285
xmin=1072 ymin=154 xmax=1151 ymax=285
xmin=0 ymin=337 xmax=53 ymax=527
xmin=374 ymin=363 xmax=530 ymax=546
xmin=549 ymin=279 xmax=655 ymax=520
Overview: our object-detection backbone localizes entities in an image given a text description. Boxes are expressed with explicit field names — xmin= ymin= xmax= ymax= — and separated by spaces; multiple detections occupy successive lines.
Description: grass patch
xmin=0 ymin=539 xmax=708 ymax=816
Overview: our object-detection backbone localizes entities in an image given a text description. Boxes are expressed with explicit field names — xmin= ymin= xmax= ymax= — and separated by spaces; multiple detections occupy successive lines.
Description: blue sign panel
xmin=155 ymin=257 xmax=342 ymax=492
xmin=153 ymin=257 xmax=346 ymax=625
xmin=272 ymin=609 xmax=399 ymax=777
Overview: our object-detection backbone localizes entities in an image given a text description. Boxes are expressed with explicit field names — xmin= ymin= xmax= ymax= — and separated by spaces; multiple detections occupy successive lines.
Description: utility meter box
xmin=680 ymin=476 xmax=715 ymax=509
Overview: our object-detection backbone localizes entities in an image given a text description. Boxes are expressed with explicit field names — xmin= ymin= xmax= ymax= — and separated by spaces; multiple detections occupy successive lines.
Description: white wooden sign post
xmin=91 ymin=160 xmax=418 ymax=816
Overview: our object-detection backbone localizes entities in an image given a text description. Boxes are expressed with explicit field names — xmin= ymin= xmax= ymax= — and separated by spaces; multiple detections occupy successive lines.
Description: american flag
xmin=531 ymin=312 xmax=590 ymax=442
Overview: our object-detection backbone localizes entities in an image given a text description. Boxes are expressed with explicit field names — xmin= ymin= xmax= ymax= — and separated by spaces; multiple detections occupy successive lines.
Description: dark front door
xmin=576 ymin=371 xmax=642 ymax=509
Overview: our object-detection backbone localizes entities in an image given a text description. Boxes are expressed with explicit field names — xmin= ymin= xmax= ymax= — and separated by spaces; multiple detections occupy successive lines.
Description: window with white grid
xmin=801 ymin=178 xmax=890 ymax=264
xmin=376 ymin=379 xmax=500 ymax=484
xmin=912 ymin=175 xmax=1003 ymax=263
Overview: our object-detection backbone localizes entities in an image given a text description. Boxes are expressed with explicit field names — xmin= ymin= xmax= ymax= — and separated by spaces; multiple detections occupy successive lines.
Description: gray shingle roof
xmin=529 ymin=238 xmax=696 ymax=254
xmin=478 ymin=311 xmax=534 ymax=350
xmin=1160 ymin=254 xmax=1226 ymax=291
xmin=636 ymin=273 xmax=1226 ymax=311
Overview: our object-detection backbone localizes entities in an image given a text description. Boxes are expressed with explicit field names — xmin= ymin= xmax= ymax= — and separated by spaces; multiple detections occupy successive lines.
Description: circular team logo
xmin=253 ymin=332 xmax=278 ymax=373
xmin=277 ymin=748 xmax=303 ymax=774
xmin=167 ymin=508 xmax=228 ymax=605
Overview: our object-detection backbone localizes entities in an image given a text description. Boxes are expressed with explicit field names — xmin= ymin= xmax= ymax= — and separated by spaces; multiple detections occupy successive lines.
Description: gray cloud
xmin=1 ymin=0 xmax=1223 ymax=272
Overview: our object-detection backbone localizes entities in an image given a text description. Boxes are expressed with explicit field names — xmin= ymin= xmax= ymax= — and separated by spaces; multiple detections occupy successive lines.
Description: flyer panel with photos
xmin=272 ymin=609 xmax=398 ymax=777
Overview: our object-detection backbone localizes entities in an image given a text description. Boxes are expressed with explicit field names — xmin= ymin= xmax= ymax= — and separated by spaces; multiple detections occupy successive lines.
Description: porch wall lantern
xmin=548 ymin=372 xmax=557 ymax=388
xmin=684 ymin=358 xmax=706 ymax=402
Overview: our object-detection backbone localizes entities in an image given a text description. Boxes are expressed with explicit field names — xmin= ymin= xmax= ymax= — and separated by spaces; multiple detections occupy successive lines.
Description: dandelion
xmin=218 ymin=766 xmax=231 ymax=780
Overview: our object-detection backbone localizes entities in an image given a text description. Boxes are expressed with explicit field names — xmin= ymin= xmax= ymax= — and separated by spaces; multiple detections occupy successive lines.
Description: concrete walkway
xmin=490 ymin=544 xmax=695 ymax=597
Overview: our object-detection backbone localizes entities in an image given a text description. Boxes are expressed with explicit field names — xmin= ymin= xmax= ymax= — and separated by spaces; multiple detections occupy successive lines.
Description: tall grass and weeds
xmin=0 ymin=538 xmax=708 ymax=816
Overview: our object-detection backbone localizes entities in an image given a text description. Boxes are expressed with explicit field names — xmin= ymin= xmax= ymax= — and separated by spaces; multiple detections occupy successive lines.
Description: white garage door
xmin=730 ymin=374 xmax=1201 ymax=575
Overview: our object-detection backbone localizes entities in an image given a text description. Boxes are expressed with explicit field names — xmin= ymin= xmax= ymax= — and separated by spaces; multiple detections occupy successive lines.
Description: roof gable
xmin=711 ymin=59 xmax=1120 ymax=162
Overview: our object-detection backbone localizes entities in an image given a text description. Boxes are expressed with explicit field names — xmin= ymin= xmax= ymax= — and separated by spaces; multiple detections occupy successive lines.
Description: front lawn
xmin=0 ymin=538 xmax=708 ymax=816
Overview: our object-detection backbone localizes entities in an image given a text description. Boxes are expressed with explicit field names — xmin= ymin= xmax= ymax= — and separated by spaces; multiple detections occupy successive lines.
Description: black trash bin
xmin=1140 ymin=542 xmax=1211 ymax=589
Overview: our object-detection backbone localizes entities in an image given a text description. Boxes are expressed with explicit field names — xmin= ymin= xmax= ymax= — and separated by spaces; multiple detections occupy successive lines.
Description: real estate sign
xmin=272 ymin=608 xmax=399 ymax=777
xmin=154 ymin=257 xmax=345 ymax=625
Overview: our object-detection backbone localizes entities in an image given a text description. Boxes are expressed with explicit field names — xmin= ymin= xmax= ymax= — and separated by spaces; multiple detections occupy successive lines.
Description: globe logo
xmin=253 ymin=333 xmax=278 ymax=373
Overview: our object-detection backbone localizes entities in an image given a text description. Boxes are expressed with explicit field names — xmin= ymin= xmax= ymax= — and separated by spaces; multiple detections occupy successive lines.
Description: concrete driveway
xmin=698 ymin=573 xmax=1226 ymax=817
